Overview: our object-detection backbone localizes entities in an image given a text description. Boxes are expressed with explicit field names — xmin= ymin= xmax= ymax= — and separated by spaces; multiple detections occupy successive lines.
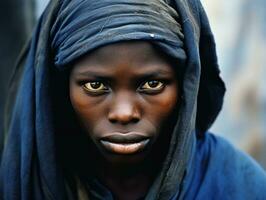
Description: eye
xmin=139 ymin=80 xmax=164 ymax=92
xmin=83 ymin=81 xmax=109 ymax=93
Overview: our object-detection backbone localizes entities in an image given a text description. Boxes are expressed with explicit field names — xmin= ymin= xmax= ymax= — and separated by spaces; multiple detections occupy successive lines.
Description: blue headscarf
xmin=2 ymin=0 xmax=265 ymax=199
xmin=51 ymin=0 xmax=186 ymax=68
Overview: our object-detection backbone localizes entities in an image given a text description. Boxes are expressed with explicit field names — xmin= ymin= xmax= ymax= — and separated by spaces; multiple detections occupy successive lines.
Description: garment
xmin=1 ymin=0 xmax=265 ymax=200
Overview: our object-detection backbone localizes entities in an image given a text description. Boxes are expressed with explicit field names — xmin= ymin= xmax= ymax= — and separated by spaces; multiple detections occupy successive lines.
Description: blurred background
xmin=0 ymin=0 xmax=265 ymax=168
xmin=202 ymin=0 xmax=266 ymax=168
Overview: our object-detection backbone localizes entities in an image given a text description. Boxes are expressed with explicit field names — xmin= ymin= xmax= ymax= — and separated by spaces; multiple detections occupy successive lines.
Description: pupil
xmin=91 ymin=82 xmax=101 ymax=89
xmin=148 ymin=81 xmax=158 ymax=88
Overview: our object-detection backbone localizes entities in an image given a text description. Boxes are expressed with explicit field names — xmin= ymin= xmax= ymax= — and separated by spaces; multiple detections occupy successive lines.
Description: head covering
xmin=1 ymin=0 xmax=226 ymax=199
xmin=51 ymin=0 xmax=186 ymax=68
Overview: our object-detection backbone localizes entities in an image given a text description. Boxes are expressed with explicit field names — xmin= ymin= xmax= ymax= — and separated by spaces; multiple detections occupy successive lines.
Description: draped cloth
xmin=50 ymin=0 xmax=186 ymax=68
xmin=1 ymin=0 xmax=265 ymax=199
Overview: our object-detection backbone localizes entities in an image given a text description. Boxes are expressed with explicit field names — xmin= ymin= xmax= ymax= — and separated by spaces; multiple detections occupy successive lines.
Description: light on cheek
xmin=160 ymin=89 xmax=178 ymax=108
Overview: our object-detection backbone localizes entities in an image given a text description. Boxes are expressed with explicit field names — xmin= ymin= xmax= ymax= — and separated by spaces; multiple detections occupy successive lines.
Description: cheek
xmin=144 ymin=86 xmax=179 ymax=126
xmin=69 ymin=84 xmax=105 ymax=131
xmin=69 ymin=84 xmax=88 ymax=115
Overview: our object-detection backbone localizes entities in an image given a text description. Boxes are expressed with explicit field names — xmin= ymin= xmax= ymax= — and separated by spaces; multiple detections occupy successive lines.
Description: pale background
xmin=202 ymin=0 xmax=266 ymax=168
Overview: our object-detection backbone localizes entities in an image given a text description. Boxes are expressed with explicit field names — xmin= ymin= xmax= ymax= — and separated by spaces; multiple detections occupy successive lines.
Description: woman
xmin=1 ymin=0 xmax=266 ymax=199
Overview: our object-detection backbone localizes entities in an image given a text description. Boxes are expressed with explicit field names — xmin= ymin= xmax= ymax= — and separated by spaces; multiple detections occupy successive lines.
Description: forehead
xmin=71 ymin=41 xmax=176 ymax=75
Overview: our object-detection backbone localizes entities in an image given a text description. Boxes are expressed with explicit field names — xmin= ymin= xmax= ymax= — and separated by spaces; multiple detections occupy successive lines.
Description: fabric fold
xmin=50 ymin=0 xmax=186 ymax=68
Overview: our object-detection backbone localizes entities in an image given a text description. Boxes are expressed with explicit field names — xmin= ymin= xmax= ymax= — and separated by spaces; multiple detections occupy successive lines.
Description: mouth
xmin=100 ymin=132 xmax=150 ymax=154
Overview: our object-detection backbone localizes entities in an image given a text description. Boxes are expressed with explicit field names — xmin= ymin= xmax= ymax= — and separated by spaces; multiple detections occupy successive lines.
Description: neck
xmin=98 ymin=159 xmax=156 ymax=200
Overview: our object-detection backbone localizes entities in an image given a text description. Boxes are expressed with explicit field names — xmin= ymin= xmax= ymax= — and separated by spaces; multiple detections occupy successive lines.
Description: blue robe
xmin=1 ymin=0 xmax=265 ymax=199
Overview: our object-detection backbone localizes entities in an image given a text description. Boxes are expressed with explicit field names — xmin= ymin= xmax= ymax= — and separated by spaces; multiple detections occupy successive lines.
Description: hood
xmin=0 ymin=0 xmax=225 ymax=199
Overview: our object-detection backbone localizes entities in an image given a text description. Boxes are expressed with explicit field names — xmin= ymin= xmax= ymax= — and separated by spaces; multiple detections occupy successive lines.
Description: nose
xmin=108 ymin=93 xmax=140 ymax=124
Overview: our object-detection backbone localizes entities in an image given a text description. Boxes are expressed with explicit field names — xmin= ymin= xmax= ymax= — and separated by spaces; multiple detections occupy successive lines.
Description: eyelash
xmin=138 ymin=80 xmax=165 ymax=94
xmin=80 ymin=79 xmax=167 ymax=95
xmin=81 ymin=81 xmax=109 ymax=95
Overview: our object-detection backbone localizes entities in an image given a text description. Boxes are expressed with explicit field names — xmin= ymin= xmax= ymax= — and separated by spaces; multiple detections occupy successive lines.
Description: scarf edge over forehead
xmin=1 ymin=0 xmax=225 ymax=199
xmin=50 ymin=0 xmax=187 ymax=68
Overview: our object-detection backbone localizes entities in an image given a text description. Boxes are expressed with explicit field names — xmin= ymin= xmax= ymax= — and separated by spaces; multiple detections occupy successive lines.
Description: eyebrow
xmin=74 ymin=69 xmax=173 ymax=81
xmin=134 ymin=71 xmax=173 ymax=81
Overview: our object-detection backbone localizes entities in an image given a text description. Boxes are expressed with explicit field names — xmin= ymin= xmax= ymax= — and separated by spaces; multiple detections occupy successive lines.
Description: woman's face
xmin=69 ymin=41 xmax=179 ymax=164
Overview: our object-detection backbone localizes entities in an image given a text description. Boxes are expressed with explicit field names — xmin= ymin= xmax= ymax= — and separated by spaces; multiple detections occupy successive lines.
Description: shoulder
xmin=194 ymin=132 xmax=266 ymax=199
xmin=198 ymin=132 xmax=265 ymax=173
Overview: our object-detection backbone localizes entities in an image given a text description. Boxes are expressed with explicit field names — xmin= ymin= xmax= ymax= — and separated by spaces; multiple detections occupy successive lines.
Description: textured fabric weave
xmin=1 ymin=0 xmax=265 ymax=200
xmin=51 ymin=0 xmax=186 ymax=68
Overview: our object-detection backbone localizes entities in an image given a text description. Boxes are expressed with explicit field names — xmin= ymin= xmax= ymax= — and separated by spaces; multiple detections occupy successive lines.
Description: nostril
xmin=108 ymin=115 xmax=140 ymax=124
xmin=108 ymin=111 xmax=140 ymax=124
xmin=132 ymin=117 xmax=139 ymax=123
xmin=109 ymin=117 xmax=117 ymax=123
xmin=108 ymin=100 xmax=141 ymax=124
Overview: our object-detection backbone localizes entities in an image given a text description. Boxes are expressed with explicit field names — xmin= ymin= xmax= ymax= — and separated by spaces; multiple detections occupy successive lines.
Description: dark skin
xmin=69 ymin=41 xmax=179 ymax=200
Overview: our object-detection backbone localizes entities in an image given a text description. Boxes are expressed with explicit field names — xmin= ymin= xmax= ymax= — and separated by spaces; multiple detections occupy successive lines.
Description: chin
xmin=101 ymin=150 xmax=150 ymax=166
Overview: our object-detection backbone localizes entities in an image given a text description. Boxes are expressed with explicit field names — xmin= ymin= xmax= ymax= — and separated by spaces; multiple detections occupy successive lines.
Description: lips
xmin=100 ymin=132 xmax=150 ymax=154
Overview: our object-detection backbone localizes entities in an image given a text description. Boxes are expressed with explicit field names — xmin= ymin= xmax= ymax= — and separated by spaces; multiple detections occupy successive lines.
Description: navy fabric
xmin=51 ymin=0 xmax=186 ymax=68
xmin=1 ymin=0 xmax=265 ymax=199
xmin=181 ymin=133 xmax=266 ymax=200
xmin=79 ymin=133 xmax=266 ymax=200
